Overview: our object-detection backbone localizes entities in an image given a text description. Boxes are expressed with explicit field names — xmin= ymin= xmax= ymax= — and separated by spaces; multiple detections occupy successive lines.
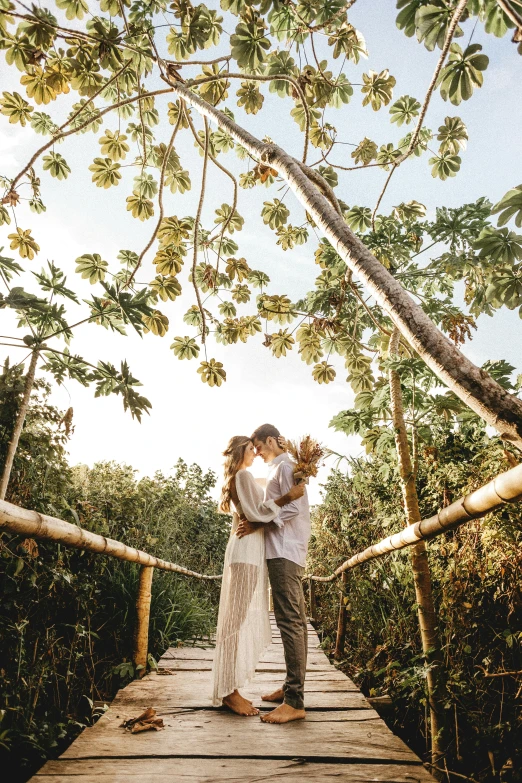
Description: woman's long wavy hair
xmin=219 ymin=435 xmax=252 ymax=513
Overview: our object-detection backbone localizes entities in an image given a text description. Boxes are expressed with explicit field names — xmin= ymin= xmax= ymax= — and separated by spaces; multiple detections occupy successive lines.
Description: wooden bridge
xmin=29 ymin=615 xmax=435 ymax=783
xmin=2 ymin=461 xmax=521 ymax=782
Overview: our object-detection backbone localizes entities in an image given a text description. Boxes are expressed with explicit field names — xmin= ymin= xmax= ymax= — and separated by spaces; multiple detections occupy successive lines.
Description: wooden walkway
xmin=31 ymin=616 xmax=434 ymax=782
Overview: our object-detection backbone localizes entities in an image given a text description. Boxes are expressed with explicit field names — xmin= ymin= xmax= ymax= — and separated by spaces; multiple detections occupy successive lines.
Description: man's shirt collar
xmin=268 ymin=452 xmax=290 ymax=468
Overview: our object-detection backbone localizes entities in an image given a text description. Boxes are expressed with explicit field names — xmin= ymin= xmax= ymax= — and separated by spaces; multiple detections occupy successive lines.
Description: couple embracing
xmin=211 ymin=423 xmax=310 ymax=724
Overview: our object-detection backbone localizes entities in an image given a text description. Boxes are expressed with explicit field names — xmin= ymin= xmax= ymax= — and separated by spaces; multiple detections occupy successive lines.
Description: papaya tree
xmin=0 ymin=250 xmax=152 ymax=498
xmin=1 ymin=0 xmax=522 ymax=449
xmin=320 ymin=197 xmax=522 ymax=769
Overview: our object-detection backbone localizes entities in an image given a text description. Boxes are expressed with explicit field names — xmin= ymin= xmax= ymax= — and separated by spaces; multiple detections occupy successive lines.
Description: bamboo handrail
xmin=0 ymin=497 xmax=222 ymax=674
xmin=0 ymin=498 xmax=222 ymax=580
xmin=2 ymin=461 xmax=521 ymax=672
xmin=306 ymin=462 xmax=522 ymax=583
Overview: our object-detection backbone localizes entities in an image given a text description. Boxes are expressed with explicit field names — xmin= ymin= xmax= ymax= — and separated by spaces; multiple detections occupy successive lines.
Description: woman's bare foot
xmin=222 ymin=690 xmax=259 ymax=716
xmin=261 ymin=687 xmax=284 ymax=702
xmin=261 ymin=703 xmax=306 ymax=724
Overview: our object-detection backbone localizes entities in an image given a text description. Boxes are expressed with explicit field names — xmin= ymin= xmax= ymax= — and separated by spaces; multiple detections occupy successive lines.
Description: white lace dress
xmin=211 ymin=469 xmax=281 ymax=705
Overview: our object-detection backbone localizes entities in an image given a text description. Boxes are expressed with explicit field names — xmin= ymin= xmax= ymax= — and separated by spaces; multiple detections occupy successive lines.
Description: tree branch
xmin=192 ymin=117 xmax=210 ymax=344
xmin=126 ymin=111 xmax=184 ymax=287
xmin=371 ymin=0 xmax=469 ymax=227
xmin=185 ymin=72 xmax=310 ymax=164
xmin=8 ymin=89 xmax=173 ymax=194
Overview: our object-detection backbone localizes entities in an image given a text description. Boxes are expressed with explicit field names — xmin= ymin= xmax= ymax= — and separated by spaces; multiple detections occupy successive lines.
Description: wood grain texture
xmin=29 ymin=616 xmax=433 ymax=782
xmin=111 ymin=673 xmax=370 ymax=710
xmin=62 ymin=708 xmax=417 ymax=762
xmin=34 ymin=758 xmax=434 ymax=782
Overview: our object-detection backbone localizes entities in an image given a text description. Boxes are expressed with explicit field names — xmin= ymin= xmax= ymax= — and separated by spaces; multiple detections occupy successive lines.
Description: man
xmin=237 ymin=423 xmax=311 ymax=724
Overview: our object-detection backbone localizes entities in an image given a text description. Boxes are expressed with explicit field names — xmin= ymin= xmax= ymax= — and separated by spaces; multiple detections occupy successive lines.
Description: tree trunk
xmin=167 ymin=80 xmax=522 ymax=449
xmin=389 ymin=327 xmax=445 ymax=771
xmin=0 ymin=350 xmax=38 ymax=501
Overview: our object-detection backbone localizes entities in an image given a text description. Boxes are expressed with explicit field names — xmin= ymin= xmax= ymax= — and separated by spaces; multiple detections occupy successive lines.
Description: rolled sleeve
xmin=276 ymin=462 xmax=302 ymax=523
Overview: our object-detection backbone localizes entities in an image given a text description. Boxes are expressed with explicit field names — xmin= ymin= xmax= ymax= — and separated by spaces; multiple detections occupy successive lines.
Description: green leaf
xmin=142 ymin=309 xmax=169 ymax=336
xmin=149 ymin=275 xmax=182 ymax=301
xmin=269 ymin=329 xmax=294 ymax=357
xmin=0 ymin=205 xmax=12 ymax=226
xmin=429 ymin=151 xmax=461 ymax=180
xmin=0 ymin=91 xmax=33 ymax=125
xmin=236 ymin=81 xmax=264 ymax=114
xmin=42 ymin=151 xmax=71 ymax=180
xmin=31 ymin=111 xmax=59 ymax=135
xmin=437 ymin=44 xmax=489 ymax=105
xmin=317 ymin=166 xmax=338 ymax=188
xmin=437 ymin=116 xmax=468 ymax=154
xmin=312 ymin=361 xmax=336 ymax=384
xmin=345 ymin=205 xmax=372 ymax=233
xmin=75 ymin=253 xmax=108 ymax=284
xmin=225 ymin=257 xmax=250 ymax=281
xmin=230 ymin=18 xmax=270 ymax=71
xmin=266 ymin=50 xmax=298 ymax=97
xmin=328 ymin=23 xmax=367 ymax=63
xmin=56 ymin=0 xmax=89 ymax=19
xmin=171 ymin=335 xmax=200 ymax=360
xmin=8 ymin=228 xmax=40 ymax=260
xmin=396 ymin=0 xmax=424 ymax=38
xmin=309 ymin=124 xmax=334 ymax=150
xmin=231 ymin=283 xmax=251 ymax=303
xmin=195 ymin=63 xmax=229 ymax=106
xmin=126 ymin=192 xmax=154 ymax=221
xmin=197 ymin=358 xmax=226 ymax=387
xmin=165 ymin=168 xmax=191 ymax=194
xmin=416 ymin=1 xmax=463 ymax=51
xmin=99 ymin=129 xmax=129 ymax=161
xmin=474 ymin=227 xmax=522 ymax=265
xmin=376 ymin=143 xmax=401 ymax=170
xmin=351 ymin=137 xmax=378 ymax=166
xmin=389 ymin=95 xmax=420 ymax=126
xmin=247 ymin=269 xmax=270 ymax=288
xmin=258 ymin=294 xmax=296 ymax=324
xmin=261 ymin=199 xmax=290 ymax=230
xmin=393 ymin=200 xmax=427 ymax=222
xmin=492 ymin=186 xmax=522 ymax=228
xmin=361 ymin=69 xmax=396 ymax=111
xmin=290 ymin=102 xmax=321 ymax=132
xmin=89 ymin=157 xmax=122 ymax=188
xmin=0 ymin=250 xmax=22 ymax=281
xmin=215 ymin=204 xmax=244 ymax=234
xmin=218 ymin=300 xmax=237 ymax=317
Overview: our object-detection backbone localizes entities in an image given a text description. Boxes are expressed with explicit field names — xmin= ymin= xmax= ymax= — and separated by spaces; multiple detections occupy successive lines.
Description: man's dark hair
xmin=251 ymin=423 xmax=280 ymax=443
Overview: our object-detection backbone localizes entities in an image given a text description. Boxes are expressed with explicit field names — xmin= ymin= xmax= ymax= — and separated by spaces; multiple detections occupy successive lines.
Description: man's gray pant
xmin=267 ymin=557 xmax=308 ymax=710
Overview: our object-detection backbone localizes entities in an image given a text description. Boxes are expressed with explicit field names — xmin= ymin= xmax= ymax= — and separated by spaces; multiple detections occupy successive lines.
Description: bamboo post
xmin=334 ymin=571 xmax=349 ymax=660
xmin=134 ymin=565 xmax=154 ymax=678
xmin=308 ymin=577 xmax=317 ymax=623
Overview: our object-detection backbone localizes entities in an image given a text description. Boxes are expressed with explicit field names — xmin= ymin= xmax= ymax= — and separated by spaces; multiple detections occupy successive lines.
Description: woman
xmin=212 ymin=435 xmax=304 ymax=716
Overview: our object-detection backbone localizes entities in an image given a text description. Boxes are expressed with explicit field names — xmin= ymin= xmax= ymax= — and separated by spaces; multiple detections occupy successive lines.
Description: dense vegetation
xmin=0 ymin=361 xmax=229 ymax=782
xmin=308 ymin=418 xmax=522 ymax=782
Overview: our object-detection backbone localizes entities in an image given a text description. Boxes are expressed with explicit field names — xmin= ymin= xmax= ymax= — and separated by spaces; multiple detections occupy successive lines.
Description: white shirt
xmin=264 ymin=453 xmax=311 ymax=567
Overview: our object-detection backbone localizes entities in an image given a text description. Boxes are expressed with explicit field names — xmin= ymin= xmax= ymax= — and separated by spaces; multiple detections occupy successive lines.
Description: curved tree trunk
xmin=389 ymin=327 xmax=445 ymax=771
xmin=167 ymin=79 xmax=522 ymax=449
xmin=0 ymin=350 xmax=38 ymax=501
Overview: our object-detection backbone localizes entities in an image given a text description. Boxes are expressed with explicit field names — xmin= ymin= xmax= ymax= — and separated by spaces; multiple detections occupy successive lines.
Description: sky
xmin=1 ymin=3 xmax=521 ymax=506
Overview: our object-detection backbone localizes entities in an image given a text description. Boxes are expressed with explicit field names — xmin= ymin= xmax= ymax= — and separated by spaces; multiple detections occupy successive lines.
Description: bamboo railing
xmin=307 ymin=461 xmax=522 ymax=658
xmin=1 ymin=461 xmax=521 ymax=673
xmin=0 ymin=498 xmax=221 ymax=676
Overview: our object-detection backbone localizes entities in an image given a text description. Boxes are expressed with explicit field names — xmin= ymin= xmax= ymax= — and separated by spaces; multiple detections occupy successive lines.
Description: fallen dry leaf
xmin=121 ymin=707 xmax=164 ymax=733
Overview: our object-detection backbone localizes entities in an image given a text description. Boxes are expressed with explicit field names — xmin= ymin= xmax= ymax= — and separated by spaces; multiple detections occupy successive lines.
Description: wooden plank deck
xmin=31 ymin=616 xmax=434 ymax=782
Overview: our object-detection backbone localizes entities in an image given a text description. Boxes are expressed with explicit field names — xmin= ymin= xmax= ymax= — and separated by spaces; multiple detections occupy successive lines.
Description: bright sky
xmin=1 ymin=4 xmax=521 ymax=505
